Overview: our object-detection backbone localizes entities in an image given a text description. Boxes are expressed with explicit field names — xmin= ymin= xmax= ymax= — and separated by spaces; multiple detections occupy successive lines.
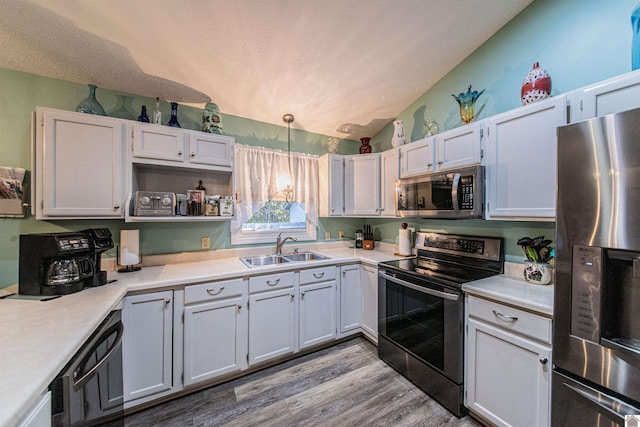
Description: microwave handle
xmin=451 ymin=173 xmax=461 ymax=214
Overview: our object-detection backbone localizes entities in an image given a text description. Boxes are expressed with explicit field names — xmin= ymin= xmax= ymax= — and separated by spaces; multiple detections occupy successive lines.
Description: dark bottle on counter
xmin=167 ymin=102 xmax=181 ymax=128
xmin=137 ymin=105 xmax=150 ymax=123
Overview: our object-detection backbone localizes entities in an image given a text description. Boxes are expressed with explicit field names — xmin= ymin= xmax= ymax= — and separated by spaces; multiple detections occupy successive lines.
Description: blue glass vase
xmin=452 ymin=85 xmax=485 ymax=124
xmin=138 ymin=106 xmax=150 ymax=123
xmin=167 ymin=102 xmax=181 ymax=128
xmin=76 ymin=84 xmax=107 ymax=116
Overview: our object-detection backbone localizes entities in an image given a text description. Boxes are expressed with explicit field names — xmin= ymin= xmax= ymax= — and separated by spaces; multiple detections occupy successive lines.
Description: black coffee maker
xmin=19 ymin=228 xmax=114 ymax=296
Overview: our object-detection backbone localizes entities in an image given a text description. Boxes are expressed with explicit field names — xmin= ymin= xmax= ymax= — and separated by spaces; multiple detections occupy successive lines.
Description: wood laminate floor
xmin=124 ymin=338 xmax=481 ymax=427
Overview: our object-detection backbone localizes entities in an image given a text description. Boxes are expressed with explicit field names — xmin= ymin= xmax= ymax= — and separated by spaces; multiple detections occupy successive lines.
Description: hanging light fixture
xmin=280 ymin=113 xmax=295 ymax=206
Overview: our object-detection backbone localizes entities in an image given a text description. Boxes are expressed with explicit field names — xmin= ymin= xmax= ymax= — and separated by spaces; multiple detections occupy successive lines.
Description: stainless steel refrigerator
xmin=553 ymin=107 xmax=640 ymax=426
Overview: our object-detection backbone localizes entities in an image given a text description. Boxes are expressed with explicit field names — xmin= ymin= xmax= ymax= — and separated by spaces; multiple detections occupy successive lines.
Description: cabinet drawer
xmin=185 ymin=278 xmax=244 ymax=304
xmin=468 ymin=296 xmax=551 ymax=344
xmin=249 ymin=271 xmax=295 ymax=293
xmin=299 ymin=266 xmax=336 ymax=285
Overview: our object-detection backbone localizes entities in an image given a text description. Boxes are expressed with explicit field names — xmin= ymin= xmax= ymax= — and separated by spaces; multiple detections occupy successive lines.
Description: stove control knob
xmin=161 ymin=197 xmax=172 ymax=206
xmin=140 ymin=196 xmax=150 ymax=205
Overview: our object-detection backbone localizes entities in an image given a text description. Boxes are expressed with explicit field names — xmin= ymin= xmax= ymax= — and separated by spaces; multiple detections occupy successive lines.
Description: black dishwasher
xmin=50 ymin=309 xmax=124 ymax=426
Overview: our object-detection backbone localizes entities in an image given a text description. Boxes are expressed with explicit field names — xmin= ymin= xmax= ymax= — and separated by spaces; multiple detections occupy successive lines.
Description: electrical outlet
xmin=201 ymin=236 xmax=211 ymax=249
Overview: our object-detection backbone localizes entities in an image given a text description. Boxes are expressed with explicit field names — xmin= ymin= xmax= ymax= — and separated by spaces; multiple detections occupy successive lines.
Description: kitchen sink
xmin=240 ymin=252 xmax=329 ymax=268
xmin=240 ymin=255 xmax=290 ymax=268
xmin=282 ymin=252 xmax=328 ymax=262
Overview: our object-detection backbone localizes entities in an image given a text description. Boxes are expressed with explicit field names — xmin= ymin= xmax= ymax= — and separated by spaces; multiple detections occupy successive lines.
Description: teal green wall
xmin=2 ymin=0 xmax=638 ymax=288
xmin=372 ymin=0 xmax=638 ymax=145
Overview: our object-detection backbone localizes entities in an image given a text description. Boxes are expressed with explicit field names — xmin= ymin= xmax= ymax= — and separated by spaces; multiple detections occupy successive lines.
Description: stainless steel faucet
xmin=275 ymin=232 xmax=297 ymax=255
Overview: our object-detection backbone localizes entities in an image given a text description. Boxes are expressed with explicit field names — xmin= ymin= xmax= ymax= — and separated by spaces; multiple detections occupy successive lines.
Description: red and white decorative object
xmin=521 ymin=62 xmax=552 ymax=105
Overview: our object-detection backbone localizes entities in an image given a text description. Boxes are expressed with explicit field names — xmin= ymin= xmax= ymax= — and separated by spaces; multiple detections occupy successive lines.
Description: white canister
xmin=523 ymin=262 xmax=552 ymax=285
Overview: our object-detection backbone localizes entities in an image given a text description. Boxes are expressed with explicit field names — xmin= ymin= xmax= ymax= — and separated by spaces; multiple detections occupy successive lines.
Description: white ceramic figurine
xmin=392 ymin=120 xmax=405 ymax=148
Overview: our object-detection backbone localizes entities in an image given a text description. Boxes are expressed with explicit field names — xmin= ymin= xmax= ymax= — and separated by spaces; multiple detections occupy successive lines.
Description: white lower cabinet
xmin=299 ymin=266 xmax=337 ymax=349
xmin=248 ymin=272 xmax=297 ymax=365
xmin=122 ymin=290 xmax=182 ymax=407
xmin=338 ymin=264 xmax=361 ymax=337
xmin=465 ymin=295 xmax=551 ymax=427
xmin=183 ymin=278 xmax=248 ymax=387
xmin=360 ymin=264 xmax=378 ymax=342
xmin=18 ymin=391 xmax=50 ymax=427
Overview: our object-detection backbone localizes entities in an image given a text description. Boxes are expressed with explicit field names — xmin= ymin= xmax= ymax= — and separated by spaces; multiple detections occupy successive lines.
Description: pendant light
xmin=282 ymin=113 xmax=295 ymax=207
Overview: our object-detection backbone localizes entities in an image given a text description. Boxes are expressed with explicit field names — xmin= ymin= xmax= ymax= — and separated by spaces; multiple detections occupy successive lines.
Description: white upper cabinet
xmin=187 ymin=131 xmax=233 ymax=168
xmin=485 ymin=95 xmax=567 ymax=221
xmin=132 ymin=123 xmax=185 ymax=163
xmin=380 ymin=148 xmax=399 ymax=217
xmin=570 ymin=69 xmax=640 ymax=123
xmin=318 ymin=154 xmax=345 ymax=216
xmin=435 ymin=121 xmax=483 ymax=171
xmin=35 ymin=108 xmax=126 ymax=219
xmin=344 ymin=153 xmax=381 ymax=216
xmin=399 ymin=137 xmax=435 ymax=177
xmin=132 ymin=123 xmax=233 ymax=170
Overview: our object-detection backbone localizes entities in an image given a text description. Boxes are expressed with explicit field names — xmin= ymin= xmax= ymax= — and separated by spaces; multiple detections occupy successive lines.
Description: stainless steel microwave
xmin=396 ymin=165 xmax=484 ymax=219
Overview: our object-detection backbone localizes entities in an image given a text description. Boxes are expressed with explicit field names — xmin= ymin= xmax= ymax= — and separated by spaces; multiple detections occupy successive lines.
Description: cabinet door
xmin=122 ymin=291 xmax=174 ymax=402
xmin=399 ymin=137 xmax=434 ymax=177
xmin=360 ymin=264 xmax=378 ymax=342
xmin=380 ymin=149 xmax=399 ymax=217
xmin=183 ymin=295 xmax=247 ymax=386
xmin=318 ymin=154 xmax=344 ymax=216
xmin=435 ymin=121 xmax=482 ymax=171
xmin=571 ymin=69 xmax=640 ymax=122
xmin=248 ymin=288 xmax=296 ymax=365
xmin=187 ymin=132 xmax=233 ymax=168
xmin=338 ymin=265 xmax=361 ymax=336
xmin=485 ymin=95 xmax=566 ymax=220
xmin=344 ymin=153 xmax=380 ymax=216
xmin=299 ymin=281 xmax=337 ymax=349
xmin=39 ymin=109 xmax=125 ymax=218
xmin=466 ymin=318 xmax=551 ymax=427
xmin=132 ymin=123 xmax=185 ymax=162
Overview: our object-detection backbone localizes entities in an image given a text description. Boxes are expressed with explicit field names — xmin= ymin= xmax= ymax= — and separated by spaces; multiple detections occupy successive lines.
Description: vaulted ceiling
xmin=0 ymin=0 xmax=534 ymax=140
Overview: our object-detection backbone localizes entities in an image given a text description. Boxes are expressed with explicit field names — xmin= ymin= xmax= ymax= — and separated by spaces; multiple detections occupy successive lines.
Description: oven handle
xmin=379 ymin=272 xmax=459 ymax=301
xmin=451 ymin=173 xmax=461 ymax=214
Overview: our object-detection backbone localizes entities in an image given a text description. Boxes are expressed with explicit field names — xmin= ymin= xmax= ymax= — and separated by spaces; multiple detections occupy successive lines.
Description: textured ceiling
xmin=0 ymin=0 xmax=534 ymax=140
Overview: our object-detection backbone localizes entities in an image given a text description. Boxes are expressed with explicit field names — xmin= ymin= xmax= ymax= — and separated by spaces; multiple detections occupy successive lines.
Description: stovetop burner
xmin=379 ymin=232 xmax=504 ymax=287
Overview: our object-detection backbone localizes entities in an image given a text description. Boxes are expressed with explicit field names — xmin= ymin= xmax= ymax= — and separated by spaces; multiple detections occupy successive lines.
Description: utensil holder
xmin=523 ymin=262 xmax=552 ymax=285
xmin=363 ymin=240 xmax=374 ymax=250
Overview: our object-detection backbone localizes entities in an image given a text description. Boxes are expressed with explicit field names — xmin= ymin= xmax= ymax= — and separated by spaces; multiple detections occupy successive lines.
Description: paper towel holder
xmin=117 ymin=247 xmax=143 ymax=272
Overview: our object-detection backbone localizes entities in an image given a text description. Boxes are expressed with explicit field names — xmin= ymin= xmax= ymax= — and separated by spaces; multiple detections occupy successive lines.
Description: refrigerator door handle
xmin=561 ymin=379 xmax=640 ymax=425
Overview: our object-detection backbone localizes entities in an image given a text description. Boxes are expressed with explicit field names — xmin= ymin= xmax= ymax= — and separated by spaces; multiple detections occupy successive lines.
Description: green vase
xmin=76 ymin=84 xmax=107 ymax=116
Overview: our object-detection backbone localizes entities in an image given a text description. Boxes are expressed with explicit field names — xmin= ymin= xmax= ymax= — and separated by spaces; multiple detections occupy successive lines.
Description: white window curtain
xmin=231 ymin=144 xmax=319 ymax=233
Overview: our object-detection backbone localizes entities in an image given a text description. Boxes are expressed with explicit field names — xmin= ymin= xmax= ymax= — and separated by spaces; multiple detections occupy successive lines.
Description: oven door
xmin=378 ymin=268 xmax=464 ymax=383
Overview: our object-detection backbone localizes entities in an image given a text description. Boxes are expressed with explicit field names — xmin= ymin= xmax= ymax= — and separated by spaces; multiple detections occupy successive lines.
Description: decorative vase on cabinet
xmin=76 ymin=84 xmax=107 ymax=116
xmin=521 ymin=62 xmax=552 ymax=105
xmin=453 ymin=85 xmax=484 ymax=124
xmin=167 ymin=102 xmax=181 ymax=128
xmin=359 ymin=137 xmax=372 ymax=154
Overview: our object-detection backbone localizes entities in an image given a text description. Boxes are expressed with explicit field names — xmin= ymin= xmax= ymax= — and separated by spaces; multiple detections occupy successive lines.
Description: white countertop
xmin=462 ymin=275 xmax=554 ymax=317
xmin=0 ymin=245 xmax=401 ymax=427
xmin=0 ymin=245 xmax=551 ymax=426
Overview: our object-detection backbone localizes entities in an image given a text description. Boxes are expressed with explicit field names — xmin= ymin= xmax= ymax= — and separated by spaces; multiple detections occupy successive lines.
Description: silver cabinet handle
xmin=237 ymin=304 xmax=242 ymax=310
xmin=342 ymin=270 xmax=347 ymax=277
xmin=539 ymin=357 xmax=548 ymax=365
xmin=301 ymin=291 xmax=305 ymax=298
xmin=290 ymin=294 xmax=295 ymax=300
xmin=492 ymin=310 xmax=518 ymax=323
xmin=113 ymin=204 xmax=120 ymax=210
xmin=191 ymin=152 xmax=195 ymax=157
xmin=427 ymin=163 xmax=433 ymax=167
xmin=165 ymin=298 xmax=171 ymax=305
xmin=266 ymin=279 xmax=280 ymax=286
xmin=177 ymin=150 xmax=182 ymax=156
xmin=206 ymin=286 xmax=225 ymax=295
xmin=438 ymin=161 xmax=443 ymax=165
xmin=313 ymin=272 xmax=325 ymax=279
